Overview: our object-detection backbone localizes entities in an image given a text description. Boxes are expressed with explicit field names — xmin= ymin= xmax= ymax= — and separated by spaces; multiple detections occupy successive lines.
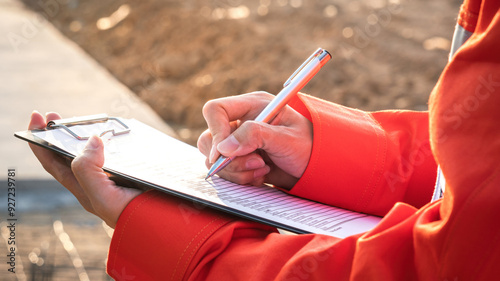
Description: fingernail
xmin=254 ymin=165 xmax=271 ymax=178
xmin=31 ymin=110 xmax=41 ymax=120
xmin=246 ymin=158 xmax=265 ymax=170
xmin=85 ymin=135 xmax=100 ymax=150
xmin=217 ymin=135 xmax=240 ymax=155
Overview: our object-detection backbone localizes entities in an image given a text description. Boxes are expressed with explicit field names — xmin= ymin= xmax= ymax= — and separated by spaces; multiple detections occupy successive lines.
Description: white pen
xmin=205 ymin=48 xmax=332 ymax=180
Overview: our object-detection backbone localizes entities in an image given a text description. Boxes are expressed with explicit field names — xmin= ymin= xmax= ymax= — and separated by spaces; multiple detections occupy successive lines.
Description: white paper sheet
xmin=33 ymin=118 xmax=381 ymax=238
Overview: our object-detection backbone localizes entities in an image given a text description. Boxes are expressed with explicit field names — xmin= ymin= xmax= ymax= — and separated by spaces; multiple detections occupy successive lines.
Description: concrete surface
xmin=0 ymin=0 xmax=175 ymax=180
xmin=0 ymin=1 xmax=176 ymax=280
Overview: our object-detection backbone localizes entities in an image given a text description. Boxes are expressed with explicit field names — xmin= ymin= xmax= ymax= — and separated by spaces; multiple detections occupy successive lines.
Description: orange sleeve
xmin=107 ymin=2 xmax=500 ymax=280
xmin=107 ymin=190 xmax=356 ymax=280
xmin=423 ymin=1 xmax=500 ymax=279
xmin=288 ymin=94 xmax=437 ymax=217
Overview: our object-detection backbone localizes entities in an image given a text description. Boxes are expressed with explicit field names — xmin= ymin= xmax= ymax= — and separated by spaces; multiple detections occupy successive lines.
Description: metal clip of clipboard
xmin=47 ymin=114 xmax=130 ymax=140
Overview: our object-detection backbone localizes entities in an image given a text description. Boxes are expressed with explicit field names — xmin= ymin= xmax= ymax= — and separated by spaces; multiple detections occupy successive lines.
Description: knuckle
xmin=197 ymin=130 xmax=212 ymax=154
xmin=239 ymin=121 xmax=265 ymax=148
xmin=71 ymin=155 xmax=87 ymax=173
xmin=202 ymin=99 xmax=221 ymax=118
xmin=250 ymin=91 xmax=273 ymax=100
xmin=240 ymin=120 xmax=258 ymax=132
xmin=246 ymin=92 xmax=274 ymax=106
xmin=223 ymin=172 xmax=252 ymax=186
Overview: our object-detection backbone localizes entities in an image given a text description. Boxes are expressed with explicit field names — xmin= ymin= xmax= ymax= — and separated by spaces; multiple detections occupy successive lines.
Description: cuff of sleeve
xmin=107 ymin=190 xmax=235 ymax=280
xmin=288 ymin=94 xmax=390 ymax=216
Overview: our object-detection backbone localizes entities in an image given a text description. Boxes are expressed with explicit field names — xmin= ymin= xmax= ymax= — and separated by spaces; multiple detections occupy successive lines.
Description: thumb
xmin=71 ymin=135 xmax=142 ymax=228
xmin=71 ymin=135 xmax=109 ymax=196
xmin=73 ymin=135 xmax=105 ymax=170
xmin=217 ymin=121 xmax=278 ymax=157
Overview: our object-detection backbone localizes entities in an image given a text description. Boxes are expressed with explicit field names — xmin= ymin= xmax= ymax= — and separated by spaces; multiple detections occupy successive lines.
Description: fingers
xmin=202 ymin=92 xmax=274 ymax=163
xmin=198 ymin=120 xmax=241 ymax=162
xmin=215 ymin=117 xmax=312 ymax=186
xmin=28 ymin=111 xmax=56 ymax=158
xmin=27 ymin=111 xmax=93 ymax=213
xmin=28 ymin=111 xmax=62 ymax=130
xmin=28 ymin=111 xmax=80 ymax=186
xmin=71 ymin=136 xmax=109 ymax=214
xmin=199 ymin=124 xmax=272 ymax=186
xmin=28 ymin=111 xmax=51 ymax=166
xmin=199 ymin=92 xmax=312 ymax=188
xmin=28 ymin=110 xmax=47 ymax=130
xmin=27 ymin=111 xmax=140 ymax=228
xmin=205 ymin=151 xmax=271 ymax=186
xmin=197 ymin=129 xmax=212 ymax=157
xmin=213 ymin=122 xmax=280 ymax=183
xmin=217 ymin=121 xmax=279 ymax=158
xmin=46 ymin=112 xmax=62 ymax=123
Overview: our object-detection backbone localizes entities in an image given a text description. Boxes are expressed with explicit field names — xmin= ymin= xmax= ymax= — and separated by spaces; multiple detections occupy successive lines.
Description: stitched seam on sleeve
xmin=369 ymin=115 xmax=388 ymax=210
xmin=110 ymin=191 xmax=157 ymax=270
xmin=356 ymin=113 xmax=387 ymax=211
xmin=180 ymin=219 xmax=232 ymax=281
xmin=170 ymin=216 xmax=226 ymax=281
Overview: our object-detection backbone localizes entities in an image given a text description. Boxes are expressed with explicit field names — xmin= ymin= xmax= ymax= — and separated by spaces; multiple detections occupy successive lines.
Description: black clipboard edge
xmin=14 ymin=130 xmax=310 ymax=235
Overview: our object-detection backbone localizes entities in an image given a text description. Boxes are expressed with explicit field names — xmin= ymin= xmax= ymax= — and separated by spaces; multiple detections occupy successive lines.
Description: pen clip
xmin=283 ymin=48 xmax=326 ymax=87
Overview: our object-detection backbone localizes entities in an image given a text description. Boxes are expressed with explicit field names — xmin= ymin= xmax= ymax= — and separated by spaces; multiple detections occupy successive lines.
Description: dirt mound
xmin=22 ymin=0 xmax=460 ymax=144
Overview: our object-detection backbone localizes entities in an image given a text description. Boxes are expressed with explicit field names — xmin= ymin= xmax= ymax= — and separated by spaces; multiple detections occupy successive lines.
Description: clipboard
xmin=15 ymin=114 xmax=381 ymax=238
xmin=46 ymin=114 xmax=130 ymax=140
xmin=15 ymin=114 xmax=148 ymax=191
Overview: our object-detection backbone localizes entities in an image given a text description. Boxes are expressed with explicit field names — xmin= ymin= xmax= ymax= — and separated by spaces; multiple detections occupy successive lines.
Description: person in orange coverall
xmin=27 ymin=0 xmax=499 ymax=279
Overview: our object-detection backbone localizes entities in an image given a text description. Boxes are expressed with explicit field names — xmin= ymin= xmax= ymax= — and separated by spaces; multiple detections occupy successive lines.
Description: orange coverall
xmin=107 ymin=0 xmax=500 ymax=279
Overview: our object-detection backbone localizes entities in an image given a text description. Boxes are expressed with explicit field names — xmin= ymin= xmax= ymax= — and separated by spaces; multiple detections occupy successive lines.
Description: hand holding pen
xmin=198 ymin=48 xmax=331 ymax=188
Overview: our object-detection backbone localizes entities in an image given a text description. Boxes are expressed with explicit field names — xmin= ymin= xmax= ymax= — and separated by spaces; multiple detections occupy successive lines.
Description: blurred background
xmin=1 ymin=0 xmax=460 ymax=280
xmin=22 ymin=0 xmax=460 ymax=145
